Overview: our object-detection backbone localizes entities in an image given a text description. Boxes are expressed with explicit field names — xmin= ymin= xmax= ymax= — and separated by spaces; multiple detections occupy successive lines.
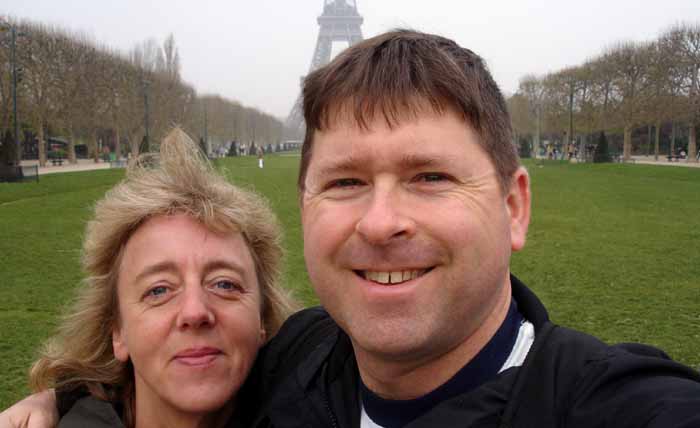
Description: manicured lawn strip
xmin=1 ymin=156 xmax=698 ymax=409
xmin=0 ymin=169 xmax=126 ymax=204
xmin=514 ymin=160 xmax=700 ymax=367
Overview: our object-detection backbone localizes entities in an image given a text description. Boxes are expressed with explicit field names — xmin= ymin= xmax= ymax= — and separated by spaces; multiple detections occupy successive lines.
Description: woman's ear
xmin=260 ymin=325 xmax=267 ymax=344
xmin=112 ymin=326 xmax=130 ymax=362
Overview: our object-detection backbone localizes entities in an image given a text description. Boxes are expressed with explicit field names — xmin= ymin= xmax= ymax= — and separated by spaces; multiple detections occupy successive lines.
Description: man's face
xmin=301 ymin=109 xmax=530 ymax=368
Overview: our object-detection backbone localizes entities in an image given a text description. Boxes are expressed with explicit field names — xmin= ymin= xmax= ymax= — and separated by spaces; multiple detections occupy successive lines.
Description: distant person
xmin=4 ymin=29 xmax=700 ymax=428
xmin=257 ymin=146 xmax=264 ymax=169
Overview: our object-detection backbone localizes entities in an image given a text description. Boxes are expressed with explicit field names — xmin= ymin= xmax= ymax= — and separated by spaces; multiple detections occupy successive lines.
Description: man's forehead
xmin=316 ymin=96 xmax=460 ymax=133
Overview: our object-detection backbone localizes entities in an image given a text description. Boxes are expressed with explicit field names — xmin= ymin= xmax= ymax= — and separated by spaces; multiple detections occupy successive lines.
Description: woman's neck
xmin=133 ymin=394 xmax=234 ymax=428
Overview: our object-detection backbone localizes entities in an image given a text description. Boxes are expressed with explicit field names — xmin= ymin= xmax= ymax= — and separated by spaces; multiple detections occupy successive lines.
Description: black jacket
xmin=57 ymin=396 xmax=124 ymax=428
xmin=243 ymin=276 xmax=700 ymax=428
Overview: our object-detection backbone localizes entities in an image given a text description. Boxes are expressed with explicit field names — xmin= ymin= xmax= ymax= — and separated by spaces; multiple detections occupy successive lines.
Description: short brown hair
xmin=298 ymin=29 xmax=518 ymax=194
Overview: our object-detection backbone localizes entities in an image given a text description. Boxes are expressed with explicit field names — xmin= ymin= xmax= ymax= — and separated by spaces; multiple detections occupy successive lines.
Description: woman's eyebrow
xmin=202 ymin=259 xmax=248 ymax=275
xmin=133 ymin=261 xmax=178 ymax=283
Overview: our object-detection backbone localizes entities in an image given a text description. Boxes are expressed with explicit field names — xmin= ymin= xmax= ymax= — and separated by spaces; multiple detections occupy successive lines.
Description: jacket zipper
xmin=322 ymin=391 xmax=340 ymax=428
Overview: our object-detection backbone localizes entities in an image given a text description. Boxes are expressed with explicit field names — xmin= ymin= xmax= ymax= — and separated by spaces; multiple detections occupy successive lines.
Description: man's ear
xmin=506 ymin=167 xmax=531 ymax=252
xmin=112 ymin=325 xmax=129 ymax=362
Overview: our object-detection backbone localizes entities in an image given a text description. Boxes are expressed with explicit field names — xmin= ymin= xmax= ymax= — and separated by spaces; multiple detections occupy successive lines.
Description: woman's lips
xmin=173 ymin=347 xmax=222 ymax=366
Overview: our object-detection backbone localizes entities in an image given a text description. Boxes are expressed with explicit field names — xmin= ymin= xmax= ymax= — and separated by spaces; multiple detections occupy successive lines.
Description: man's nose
xmin=176 ymin=285 xmax=215 ymax=329
xmin=355 ymin=185 xmax=416 ymax=245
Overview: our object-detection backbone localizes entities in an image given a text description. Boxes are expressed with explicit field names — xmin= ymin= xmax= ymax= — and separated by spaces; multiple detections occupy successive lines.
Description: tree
xmin=607 ymin=42 xmax=653 ymax=160
xmin=1 ymin=129 xmax=16 ymax=164
xmin=594 ymin=131 xmax=612 ymax=163
xmin=518 ymin=75 xmax=547 ymax=157
xmin=21 ymin=22 xmax=62 ymax=166
xmin=0 ymin=17 xmax=285 ymax=164
xmin=668 ymin=23 xmax=700 ymax=162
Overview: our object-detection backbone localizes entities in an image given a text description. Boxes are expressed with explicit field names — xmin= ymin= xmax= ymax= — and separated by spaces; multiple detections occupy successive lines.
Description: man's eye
xmin=328 ymin=178 xmax=363 ymax=188
xmin=415 ymin=173 xmax=449 ymax=182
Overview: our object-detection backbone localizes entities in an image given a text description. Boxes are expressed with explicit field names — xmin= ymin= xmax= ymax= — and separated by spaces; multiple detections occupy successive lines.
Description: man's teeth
xmin=365 ymin=270 xmax=424 ymax=284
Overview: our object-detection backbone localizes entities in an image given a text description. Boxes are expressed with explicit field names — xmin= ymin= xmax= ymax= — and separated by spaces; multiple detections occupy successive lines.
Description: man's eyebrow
xmin=314 ymin=153 xmax=445 ymax=177
xmin=397 ymin=153 xmax=443 ymax=170
xmin=314 ymin=154 xmax=365 ymax=177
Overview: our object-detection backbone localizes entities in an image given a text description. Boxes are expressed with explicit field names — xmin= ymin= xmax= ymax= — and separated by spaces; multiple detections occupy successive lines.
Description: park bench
xmin=666 ymin=155 xmax=684 ymax=162
xmin=50 ymin=158 xmax=64 ymax=166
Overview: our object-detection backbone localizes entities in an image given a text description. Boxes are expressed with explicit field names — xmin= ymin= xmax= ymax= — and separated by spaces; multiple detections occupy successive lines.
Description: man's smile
xmin=355 ymin=268 xmax=433 ymax=285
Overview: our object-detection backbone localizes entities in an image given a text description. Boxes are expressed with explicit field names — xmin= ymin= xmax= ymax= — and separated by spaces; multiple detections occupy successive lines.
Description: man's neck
xmin=354 ymin=280 xmax=512 ymax=400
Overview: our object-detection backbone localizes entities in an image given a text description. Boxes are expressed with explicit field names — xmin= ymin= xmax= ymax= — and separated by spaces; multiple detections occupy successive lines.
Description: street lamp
xmin=203 ymin=101 xmax=208 ymax=155
xmin=142 ymin=78 xmax=150 ymax=153
xmin=1 ymin=21 xmax=26 ymax=165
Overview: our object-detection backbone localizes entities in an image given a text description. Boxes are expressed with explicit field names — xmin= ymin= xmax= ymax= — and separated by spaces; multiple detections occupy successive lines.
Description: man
xmin=3 ymin=29 xmax=700 ymax=428
xmin=248 ymin=29 xmax=700 ymax=428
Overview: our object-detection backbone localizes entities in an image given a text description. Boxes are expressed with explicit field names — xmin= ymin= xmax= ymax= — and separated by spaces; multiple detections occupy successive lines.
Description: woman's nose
xmin=176 ymin=286 xmax=215 ymax=329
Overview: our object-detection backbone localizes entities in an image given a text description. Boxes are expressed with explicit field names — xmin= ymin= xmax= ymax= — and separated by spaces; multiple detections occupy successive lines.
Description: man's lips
xmin=354 ymin=268 xmax=434 ymax=285
xmin=173 ymin=347 xmax=222 ymax=366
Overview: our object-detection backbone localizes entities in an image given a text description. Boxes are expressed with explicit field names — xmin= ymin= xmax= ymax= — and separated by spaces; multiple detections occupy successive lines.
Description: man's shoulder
xmin=266 ymin=306 xmax=339 ymax=355
xmin=521 ymin=324 xmax=700 ymax=427
xmin=257 ymin=307 xmax=341 ymax=383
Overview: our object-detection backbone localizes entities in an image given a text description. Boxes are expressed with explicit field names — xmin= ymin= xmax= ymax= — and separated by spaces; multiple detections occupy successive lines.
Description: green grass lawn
xmin=1 ymin=156 xmax=699 ymax=408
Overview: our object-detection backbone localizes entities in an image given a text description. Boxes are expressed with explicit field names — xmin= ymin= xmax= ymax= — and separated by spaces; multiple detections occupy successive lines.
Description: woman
xmin=18 ymin=128 xmax=295 ymax=427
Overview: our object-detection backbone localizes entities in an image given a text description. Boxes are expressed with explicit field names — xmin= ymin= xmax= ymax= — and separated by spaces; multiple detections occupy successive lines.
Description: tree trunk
xmin=129 ymin=133 xmax=141 ymax=158
xmin=646 ymin=125 xmax=652 ymax=156
xmin=654 ymin=121 xmax=660 ymax=161
xmin=567 ymin=89 xmax=574 ymax=158
xmin=670 ymin=122 xmax=677 ymax=156
xmin=37 ymin=123 xmax=46 ymax=167
xmin=623 ymin=125 xmax=632 ymax=161
xmin=688 ymin=123 xmax=697 ymax=163
xmin=92 ymin=130 xmax=99 ymax=163
xmin=115 ymin=127 xmax=122 ymax=159
xmin=67 ymin=127 xmax=77 ymax=164
xmin=533 ymin=109 xmax=541 ymax=158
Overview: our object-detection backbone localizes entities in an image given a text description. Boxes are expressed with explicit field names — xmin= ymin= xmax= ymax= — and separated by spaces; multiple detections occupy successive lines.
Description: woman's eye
xmin=144 ymin=285 xmax=169 ymax=300
xmin=212 ymin=280 xmax=242 ymax=292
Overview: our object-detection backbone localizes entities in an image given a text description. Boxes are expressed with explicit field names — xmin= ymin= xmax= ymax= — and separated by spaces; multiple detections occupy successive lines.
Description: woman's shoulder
xmin=58 ymin=396 xmax=124 ymax=428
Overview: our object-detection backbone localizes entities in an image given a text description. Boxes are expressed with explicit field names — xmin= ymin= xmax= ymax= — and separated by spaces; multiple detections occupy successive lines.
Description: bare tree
xmin=668 ymin=23 xmax=700 ymax=162
xmin=607 ymin=42 xmax=653 ymax=160
xmin=519 ymin=74 xmax=547 ymax=157
xmin=20 ymin=22 xmax=63 ymax=166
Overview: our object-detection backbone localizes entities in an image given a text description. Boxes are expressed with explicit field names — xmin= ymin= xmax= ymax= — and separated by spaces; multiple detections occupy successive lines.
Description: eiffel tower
xmin=285 ymin=0 xmax=364 ymax=137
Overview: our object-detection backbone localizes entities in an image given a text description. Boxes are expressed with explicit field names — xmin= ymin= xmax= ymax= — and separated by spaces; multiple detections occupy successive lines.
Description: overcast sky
xmin=3 ymin=1 xmax=699 ymax=119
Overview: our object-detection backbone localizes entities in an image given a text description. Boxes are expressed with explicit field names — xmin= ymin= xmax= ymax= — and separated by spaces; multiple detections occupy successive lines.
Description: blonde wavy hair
xmin=29 ymin=128 xmax=296 ymax=423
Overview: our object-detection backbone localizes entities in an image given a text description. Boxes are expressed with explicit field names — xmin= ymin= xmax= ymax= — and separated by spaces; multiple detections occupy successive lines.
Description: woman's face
xmin=112 ymin=214 xmax=265 ymax=418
